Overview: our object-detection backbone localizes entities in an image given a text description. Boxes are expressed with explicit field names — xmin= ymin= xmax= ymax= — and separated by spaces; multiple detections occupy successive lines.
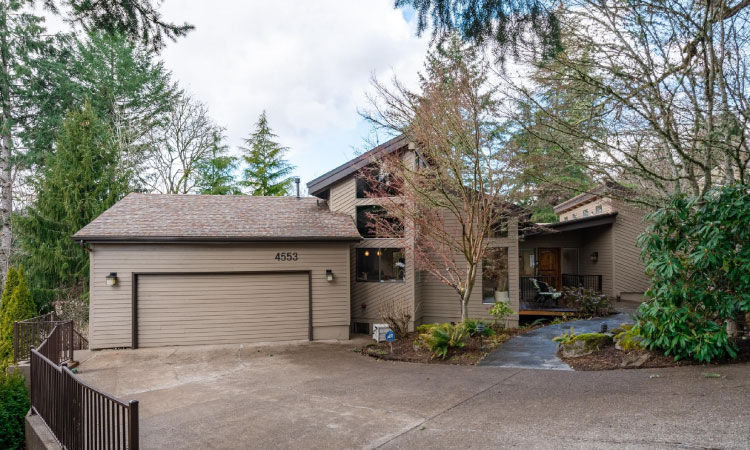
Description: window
xmin=595 ymin=204 xmax=603 ymax=214
xmin=482 ymin=248 xmax=509 ymax=304
xmin=572 ymin=214 xmax=577 ymax=219
xmin=356 ymin=206 xmax=403 ymax=238
xmin=519 ymin=249 xmax=535 ymax=277
xmin=356 ymin=248 xmax=405 ymax=282
xmin=563 ymin=216 xmax=568 ymax=221
xmin=583 ymin=209 xmax=589 ymax=217
xmin=356 ymin=167 xmax=398 ymax=198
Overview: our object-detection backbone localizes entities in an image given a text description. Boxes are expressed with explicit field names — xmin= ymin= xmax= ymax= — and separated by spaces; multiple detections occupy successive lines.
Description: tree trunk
xmin=0 ymin=4 xmax=12 ymax=286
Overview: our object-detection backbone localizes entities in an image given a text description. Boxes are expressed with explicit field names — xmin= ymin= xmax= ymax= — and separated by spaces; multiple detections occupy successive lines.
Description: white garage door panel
xmin=137 ymin=273 xmax=309 ymax=347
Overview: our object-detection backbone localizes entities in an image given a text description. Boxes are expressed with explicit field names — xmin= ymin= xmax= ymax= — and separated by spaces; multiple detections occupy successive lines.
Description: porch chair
xmin=530 ymin=278 xmax=562 ymax=306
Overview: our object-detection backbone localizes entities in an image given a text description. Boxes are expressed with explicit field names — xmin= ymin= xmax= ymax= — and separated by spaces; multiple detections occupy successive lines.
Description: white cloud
xmin=159 ymin=0 xmax=430 ymax=184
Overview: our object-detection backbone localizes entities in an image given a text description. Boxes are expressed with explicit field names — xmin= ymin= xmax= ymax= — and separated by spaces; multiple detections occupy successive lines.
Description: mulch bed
xmin=561 ymin=338 xmax=750 ymax=371
xmin=361 ymin=327 xmax=532 ymax=365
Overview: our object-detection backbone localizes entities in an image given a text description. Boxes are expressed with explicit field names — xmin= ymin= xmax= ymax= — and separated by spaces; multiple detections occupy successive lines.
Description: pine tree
xmin=239 ymin=112 xmax=295 ymax=196
xmin=0 ymin=267 xmax=35 ymax=364
xmin=196 ymin=132 xmax=241 ymax=195
xmin=15 ymin=103 xmax=130 ymax=308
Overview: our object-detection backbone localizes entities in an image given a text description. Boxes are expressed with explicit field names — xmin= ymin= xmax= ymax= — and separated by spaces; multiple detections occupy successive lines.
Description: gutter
xmin=72 ymin=235 xmax=363 ymax=244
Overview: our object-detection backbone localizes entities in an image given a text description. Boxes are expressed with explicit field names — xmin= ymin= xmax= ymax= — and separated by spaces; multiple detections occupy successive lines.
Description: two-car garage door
xmin=136 ymin=272 xmax=310 ymax=348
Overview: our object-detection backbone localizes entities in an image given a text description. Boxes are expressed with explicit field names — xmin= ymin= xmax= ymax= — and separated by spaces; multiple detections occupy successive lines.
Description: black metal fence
xmin=23 ymin=318 xmax=139 ymax=449
xmin=520 ymin=275 xmax=556 ymax=300
xmin=562 ymin=274 xmax=603 ymax=292
xmin=13 ymin=312 xmax=88 ymax=364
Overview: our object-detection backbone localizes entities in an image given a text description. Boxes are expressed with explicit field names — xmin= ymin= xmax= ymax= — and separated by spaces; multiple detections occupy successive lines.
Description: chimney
xmin=294 ymin=177 xmax=301 ymax=198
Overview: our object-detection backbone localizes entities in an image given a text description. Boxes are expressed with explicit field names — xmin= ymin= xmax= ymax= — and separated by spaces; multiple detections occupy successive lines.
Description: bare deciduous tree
xmin=141 ymin=93 xmax=222 ymax=194
xmin=362 ymin=36 xmax=522 ymax=321
xmin=502 ymin=0 xmax=750 ymax=204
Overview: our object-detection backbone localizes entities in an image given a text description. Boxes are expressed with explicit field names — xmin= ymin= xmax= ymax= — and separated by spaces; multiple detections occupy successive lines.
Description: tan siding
xmin=580 ymin=225 xmax=615 ymax=297
xmin=559 ymin=198 xmax=613 ymax=221
xmin=89 ymin=242 xmax=350 ymax=349
xmin=329 ymin=177 xmax=357 ymax=219
xmin=611 ymin=200 xmax=650 ymax=296
xmin=419 ymin=219 xmax=520 ymax=326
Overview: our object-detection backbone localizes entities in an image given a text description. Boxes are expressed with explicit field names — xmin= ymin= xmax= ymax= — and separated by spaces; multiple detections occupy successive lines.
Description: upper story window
xmin=356 ymin=248 xmax=405 ymax=282
xmin=356 ymin=167 xmax=398 ymax=198
xmin=572 ymin=214 xmax=577 ymax=219
xmin=563 ymin=216 xmax=568 ymax=221
xmin=595 ymin=205 xmax=603 ymax=214
xmin=356 ymin=205 xmax=403 ymax=238
xmin=583 ymin=209 xmax=589 ymax=217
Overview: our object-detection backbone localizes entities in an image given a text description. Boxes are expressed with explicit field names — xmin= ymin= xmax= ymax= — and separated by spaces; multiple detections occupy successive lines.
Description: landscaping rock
xmin=620 ymin=352 xmax=651 ymax=368
xmin=561 ymin=333 xmax=614 ymax=358
xmin=615 ymin=328 xmax=645 ymax=351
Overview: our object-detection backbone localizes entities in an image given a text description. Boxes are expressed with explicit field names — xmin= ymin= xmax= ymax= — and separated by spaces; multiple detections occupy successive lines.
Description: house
xmin=75 ymin=136 xmax=650 ymax=349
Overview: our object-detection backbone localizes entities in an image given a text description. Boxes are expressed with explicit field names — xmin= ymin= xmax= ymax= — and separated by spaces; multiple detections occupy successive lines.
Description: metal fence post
xmin=129 ymin=400 xmax=140 ymax=450
xmin=13 ymin=322 xmax=18 ymax=364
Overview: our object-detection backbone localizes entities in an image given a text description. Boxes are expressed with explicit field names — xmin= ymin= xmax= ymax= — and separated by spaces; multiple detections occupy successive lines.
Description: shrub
xmin=488 ymin=301 xmax=514 ymax=326
xmin=0 ymin=267 xmax=36 ymax=364
xmin=378 ymin=298 xmax=412 ymax=339
xmin=462 ymin=318 xmax=495 ymax=337
xmin=561 ymin=287 xmax=612 ymax=317
xmin=636 ymin=184 xmax=750 ymax=362
xmin=614 ymin=327 xmax=644 ymax=351
xmin=0 ymin=370 xmax=30 ymax=450
xmin=553 ymin=328 xmax=613 ymax=357
xmin=420 ymin=323 xmax=468 ymax=359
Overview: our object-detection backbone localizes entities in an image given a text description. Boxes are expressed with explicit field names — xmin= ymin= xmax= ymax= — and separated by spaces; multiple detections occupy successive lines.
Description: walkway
xmin=480 ymin=313 xmax=632 ymax=370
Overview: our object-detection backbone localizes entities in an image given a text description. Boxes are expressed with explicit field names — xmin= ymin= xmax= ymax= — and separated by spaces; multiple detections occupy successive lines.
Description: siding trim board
xmin=131 ymin=271 xmax=313 ymax=349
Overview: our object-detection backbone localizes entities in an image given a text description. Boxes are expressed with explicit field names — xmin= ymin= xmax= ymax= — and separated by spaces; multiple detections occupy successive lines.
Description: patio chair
xmin=530 ymin=278 xmax=562 ymax=306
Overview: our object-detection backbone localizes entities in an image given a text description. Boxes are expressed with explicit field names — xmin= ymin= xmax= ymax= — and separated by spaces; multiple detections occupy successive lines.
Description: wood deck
xmin=518 ymin=301 xmax=579 ymax=316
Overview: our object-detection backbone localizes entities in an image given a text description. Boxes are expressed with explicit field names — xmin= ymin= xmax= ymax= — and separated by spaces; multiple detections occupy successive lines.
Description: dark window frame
xmin=355 ymin=248 xmax=406 ymax=283
xmin=356 ymin=205 xmax=404 ymax=238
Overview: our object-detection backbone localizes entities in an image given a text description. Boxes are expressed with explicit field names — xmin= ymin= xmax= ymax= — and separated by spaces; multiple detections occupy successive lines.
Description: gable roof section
xmin=73 ymin=193 xmax=362 ymax=243
xmin=306 ymin=134 xmax=408 ymax=196
xmin=553 ymin=181 xmax=625 ymax=214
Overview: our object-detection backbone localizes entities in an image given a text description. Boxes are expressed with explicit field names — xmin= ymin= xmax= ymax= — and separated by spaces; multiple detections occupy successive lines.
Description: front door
xmin=537 ymin=248 xmax=561 ymax=290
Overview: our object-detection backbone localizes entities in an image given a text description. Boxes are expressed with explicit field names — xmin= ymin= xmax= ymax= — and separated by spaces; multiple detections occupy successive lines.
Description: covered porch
xmin=517 ymin=213 xmax=616 ymax=315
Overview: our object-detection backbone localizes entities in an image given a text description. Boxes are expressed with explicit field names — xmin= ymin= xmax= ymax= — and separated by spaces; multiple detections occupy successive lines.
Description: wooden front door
xmin=537 ymin=248 xmax=561 ymax=290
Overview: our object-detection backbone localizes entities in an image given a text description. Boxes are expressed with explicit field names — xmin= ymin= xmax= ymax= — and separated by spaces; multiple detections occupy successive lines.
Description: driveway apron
xmin=480 ymin=313 xmax=632 ymax=370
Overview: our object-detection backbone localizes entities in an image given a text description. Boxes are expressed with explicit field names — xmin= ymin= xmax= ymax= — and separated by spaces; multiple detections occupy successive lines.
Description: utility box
xmin=372 ymin=323 xmax=392 ymax=343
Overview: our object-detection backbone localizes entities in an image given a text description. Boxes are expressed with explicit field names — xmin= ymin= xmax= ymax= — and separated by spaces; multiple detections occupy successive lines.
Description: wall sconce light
xmin=590 ymin=252 xmax=599 ymax=263
xmin=326 ymin=269 xmax=334 ymax=282
xmin=106 ymin=272 xmax=118 ymax=286
xmin=364 ymin=250 xmax=370 ymax=257
xmin=376 ymin=250 xmax=382 ymax=256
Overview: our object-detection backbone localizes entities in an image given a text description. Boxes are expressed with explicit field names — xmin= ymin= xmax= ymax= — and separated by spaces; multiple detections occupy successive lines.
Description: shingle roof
xmin=73 ymin=193 xmax=362 ymax=242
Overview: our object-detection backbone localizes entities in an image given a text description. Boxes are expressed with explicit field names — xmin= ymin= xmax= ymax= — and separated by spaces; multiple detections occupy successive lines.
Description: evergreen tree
xmin=0 ymin=267 xmax=35 ymax=364
xmin=196 ymin=132 xmax=241 ymax=195
xmin=15 ymin=103 xmax=130 ymax=308
xmin=0 ymin=0 xmax=58 ymax=284
xmin=239 ymin=112 xmax=295 ymax=196
xmin=0 ymin=267 xmax=18 ymax=329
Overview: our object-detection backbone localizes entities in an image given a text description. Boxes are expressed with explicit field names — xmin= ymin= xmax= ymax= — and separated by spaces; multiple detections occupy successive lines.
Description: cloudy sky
xmin=157 ymin=1 xmax=430 ymax=191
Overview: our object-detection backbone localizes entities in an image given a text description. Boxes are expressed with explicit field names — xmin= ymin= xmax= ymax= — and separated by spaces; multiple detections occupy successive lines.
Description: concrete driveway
xmin=77 ymin=340 xmax=750 ymax=450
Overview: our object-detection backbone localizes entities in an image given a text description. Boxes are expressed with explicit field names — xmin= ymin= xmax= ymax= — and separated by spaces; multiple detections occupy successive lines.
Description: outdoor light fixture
xmin=326 ymin=270 xmax=334 ymax=282
xmin=376 ymin=250 xmax=382 ymax=256
xmin=364 ymin=250 xmax=370 ymax=257
xmin=590 ymin=252 xmax=599 ymax=263
xmin=105 ymin=272 xmax=118 ymax=286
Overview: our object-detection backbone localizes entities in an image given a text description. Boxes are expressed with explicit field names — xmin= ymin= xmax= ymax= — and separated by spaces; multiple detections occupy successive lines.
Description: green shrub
xmin=561 ymin=287 xmax=612 ymax=317
xmin=0 ymin=267 xmax=36 ymax=364
xmin=614 ymin=327 xmax=644 ymax=351
xmin=416 ymin=323 xmax=437 ymax=334
xmin=0 ymin=370 xmax=30 ymax=450
xmin=462 ymin=318 xmax=495 ymax=337
xmin=420 ymin=323 xmax=468 ymax=359
xmin=636 ymin=184 xmax=750 ymax=362
xmin=488 ymin=301 xmax=514 ymax=326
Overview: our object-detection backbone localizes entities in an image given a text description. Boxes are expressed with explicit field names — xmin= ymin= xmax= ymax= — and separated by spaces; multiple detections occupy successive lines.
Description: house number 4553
xmin=275 ymin=252 xmax=298 ymax=261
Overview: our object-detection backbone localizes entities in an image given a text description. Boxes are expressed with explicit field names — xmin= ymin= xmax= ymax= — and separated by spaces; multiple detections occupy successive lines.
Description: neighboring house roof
xmin=306 ymin=134 xmax=408 ymax=197
xmin=553 ymin=181 xmax=625 ymax=215
xmin=73 ymin=193 xmax=362 ymax=243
